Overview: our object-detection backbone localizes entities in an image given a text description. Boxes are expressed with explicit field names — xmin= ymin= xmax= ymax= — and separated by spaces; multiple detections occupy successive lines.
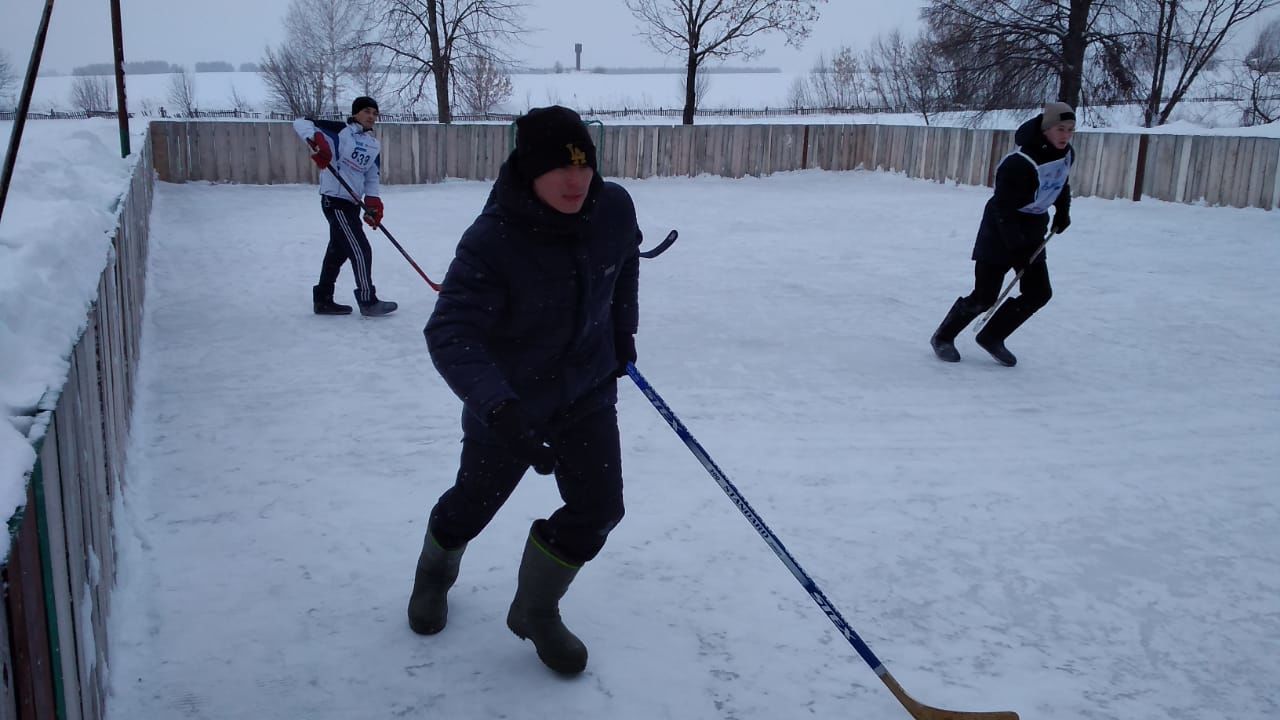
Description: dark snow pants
xmin=964 ymin=257 xmax=1053 ymax=313
xmin=319 ymin=196 xmax=376 ymax=303
xmin=428 ymin=404 xmax=625 ymax=567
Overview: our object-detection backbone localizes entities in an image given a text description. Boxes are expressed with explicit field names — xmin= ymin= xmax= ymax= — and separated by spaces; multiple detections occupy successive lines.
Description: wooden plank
xmin=1226 ymin=137 xmax=1249 ymax=208
xmin=251 ymin=123 xmax=271 ymax=185
xmin=149 ymin=123 xmax=171 ymax=182
xmin=725 ymin=125 xmax=742 ymax=178
xmin=1205 ymin=136 xmax=1228 ymax=206
xmin=168 ymin=121 xmax=189 ymax=183
xmin=1176 ymin=135 xmax=1196 ymax=203
xmin=220 ymin=122 xmax=240 ymax=183
xmin=194 ymin=122 xmax=215 ymax=182
xmin=1243 ymin=137 xmax=1266 ymax=208
xmin=74 ymin=327 xmax=112 ymax=720
xmin=1142 ymin=135 xmax=1169 ymax=200
xmin=1264 ymin=138 xmax=1280 ymax=210
xmin=0 ymin=548 xmax=16 ymax=719
xmin=419 ymin=125 xmax=436 ymax=183
xmin=443 ymin=124 xmax=458 ymax=179
xmin=631 ymin=126 xmax=646 ymax=178
xmin=35 ymin=418 xmax=83 ymax=720
xmin=745 ymin=124 xmax=765 ymax=177
xmin=9 ymin=484 xmax=59 ymax=720
xmin=267 ymin=122 xmax=289 ymax=185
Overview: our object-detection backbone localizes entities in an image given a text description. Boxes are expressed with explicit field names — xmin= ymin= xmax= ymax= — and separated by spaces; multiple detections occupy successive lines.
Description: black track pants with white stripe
xmin=319 ymin=195 xmax=376 ymax=303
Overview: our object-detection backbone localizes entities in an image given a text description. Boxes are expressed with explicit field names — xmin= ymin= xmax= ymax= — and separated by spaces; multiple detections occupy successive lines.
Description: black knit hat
xmin=515 ymin=105 xmax=597 ymax=181
xmin=351 ymin=96 xmax=379 ymax=115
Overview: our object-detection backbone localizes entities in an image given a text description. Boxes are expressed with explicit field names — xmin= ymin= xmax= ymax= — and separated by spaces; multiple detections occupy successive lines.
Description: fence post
xmin=1132 ymin=134 xmax=1150 ymax=202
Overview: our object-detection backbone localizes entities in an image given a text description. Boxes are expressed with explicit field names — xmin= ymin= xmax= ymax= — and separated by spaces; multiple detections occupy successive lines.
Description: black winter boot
xmin=976 ymin=297 xmax=1034 ymax=367
xmin=355 ymin=288 xmax=398 ymax=317
xmin=313 ymin=285 xmax=352 ymax=315
xmin=930 ymin=296 xmax=982 ymax=362
xmin=506 ymin=523 xmax=588 ymax=675
xmin=407 ymin=531 xmax=467 ymax=635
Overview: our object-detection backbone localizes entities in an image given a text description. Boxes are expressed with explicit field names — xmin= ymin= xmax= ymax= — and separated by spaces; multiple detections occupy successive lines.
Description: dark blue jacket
xmin=973 ymin=115 xmax=1074 ymax=266
xmin=425 ymin=153 xmax=641 ymax=431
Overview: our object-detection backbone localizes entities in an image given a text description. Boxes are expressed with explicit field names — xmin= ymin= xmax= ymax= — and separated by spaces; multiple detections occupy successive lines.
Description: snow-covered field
xmin=98 ymin=170 xmax=1279 ymax=719
xmin=18 ymin=70 xmax=1280 ymax=136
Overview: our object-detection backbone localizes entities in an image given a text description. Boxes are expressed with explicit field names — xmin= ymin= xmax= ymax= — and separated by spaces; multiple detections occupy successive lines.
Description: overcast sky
xmin=1 ymin=1 xmax=926 ymax=74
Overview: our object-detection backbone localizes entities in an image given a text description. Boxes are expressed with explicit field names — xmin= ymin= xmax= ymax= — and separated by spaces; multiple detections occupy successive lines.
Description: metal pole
xmin=109 ymin=0 xmax=130 ymax=157
xmin=0 ymin=0 xmax=58 ymax=224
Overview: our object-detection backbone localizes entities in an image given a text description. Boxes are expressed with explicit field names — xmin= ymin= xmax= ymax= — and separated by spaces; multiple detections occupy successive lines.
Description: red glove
xmin=308 ymin=132 xmax=331 ymax=169
xmin=363 ymin=196 xmax=384 ymax=228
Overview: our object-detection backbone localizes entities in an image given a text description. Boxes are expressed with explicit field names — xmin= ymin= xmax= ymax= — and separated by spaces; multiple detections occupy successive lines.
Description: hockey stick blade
xmin=640 ymin=229 xmax=678 ymax=258
xmin=881 ymin=670 xmax=1019 ymax=720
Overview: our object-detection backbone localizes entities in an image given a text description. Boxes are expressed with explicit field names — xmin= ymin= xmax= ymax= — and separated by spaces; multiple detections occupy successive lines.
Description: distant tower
xmin=575 ymin=43 xmax=582 ymax=71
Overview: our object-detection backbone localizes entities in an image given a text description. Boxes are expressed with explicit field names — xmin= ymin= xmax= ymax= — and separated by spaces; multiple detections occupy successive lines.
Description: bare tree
xmin=0 ymin=50 xmax=16 ymax=105
xmin=347 ymin=43 xmax=391 ymax=100
xmin=366 ymin=0 xmax=526 ymax=123
xmin=229 ymin=84 xmax=255 ymax=114
xmin=924 ymin=0 xmax=1135 ymax=111
xmin=801 ymin=46 xmax=864 ymax=109
xmin=70 ymin=75 xmax=113 ymax=113
xmin=260 ymin=43 xmax=327 ymax=116
xmin=1120 ymin=0 xmax=1280 ymax=126
xmin=167 ymin=67 xmax=199 ymax=116
xmin=861 ymin=30 xmax=951 ymax=122
xmin=284 ymin=0 xmax=373 ymax=115
xmin=454 ymin=56 xmax=513 ymax=113
xmin=1245 ymin=14 xmax=1280 ymax=70
xmin=1227 ymin=17 xmax=1280 ymax=123
xmin=626 ymin=0 xmax=826 ymax=124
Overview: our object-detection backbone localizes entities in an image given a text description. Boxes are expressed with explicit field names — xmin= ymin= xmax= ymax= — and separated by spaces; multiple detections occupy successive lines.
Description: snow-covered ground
xmin=99 ymin=170 xmax=1279 ymax=719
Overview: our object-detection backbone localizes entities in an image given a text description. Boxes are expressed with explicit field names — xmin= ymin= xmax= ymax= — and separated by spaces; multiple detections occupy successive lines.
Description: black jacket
xmin=425 ymin=152 xmax=641 ymax=431
xmin=973 ymin=115 xmax=1074 ymax=267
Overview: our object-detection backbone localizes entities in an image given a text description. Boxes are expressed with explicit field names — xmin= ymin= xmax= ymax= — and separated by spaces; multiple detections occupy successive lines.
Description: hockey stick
xmin=640 ymin=230 xmax=678 ymax=259
xmin=626 ymin=363 xmax=1019 ymax=720
xmin=972 ymin=227 xmax=1054 ymax=334
xmin=307 ymin=139 xmax=441 ymax=291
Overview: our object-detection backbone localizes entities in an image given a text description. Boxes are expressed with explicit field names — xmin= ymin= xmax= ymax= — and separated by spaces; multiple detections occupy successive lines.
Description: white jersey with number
xmin=292 ymin=118 xmax=382 ymax=201
xmin=1008 ymin=150 xmax=1071 ymax=215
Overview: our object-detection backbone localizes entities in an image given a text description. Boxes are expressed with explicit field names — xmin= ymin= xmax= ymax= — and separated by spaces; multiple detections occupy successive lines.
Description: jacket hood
xmin=1015 ymin=114 xmax=1070 ymax=164
xmin=483 ymin=150 xmax=604 ymax=238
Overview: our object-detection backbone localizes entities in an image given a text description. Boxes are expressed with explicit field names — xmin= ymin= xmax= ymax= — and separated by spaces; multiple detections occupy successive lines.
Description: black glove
xmin=613 ymin=332 xmax=636 ymax=378
xmin=1051 ymin=210 xmax=1070 ymax=234
xmin=489 ymin=401 xmax=556 ymax=475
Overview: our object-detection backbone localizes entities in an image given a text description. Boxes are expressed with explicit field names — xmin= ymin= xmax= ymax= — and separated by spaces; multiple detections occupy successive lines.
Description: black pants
xmin=319 ymin=196 xmax=375 ymax=303
xmin=963 ymin=257 xmax=1053 ymax=313
xmin=429 ymin=404 xmax=625 ymax=566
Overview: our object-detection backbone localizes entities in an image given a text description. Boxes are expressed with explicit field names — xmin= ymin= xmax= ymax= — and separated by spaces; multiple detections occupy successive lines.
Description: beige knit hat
xmin=1041 ymin=101 xmax=1076 ymax=129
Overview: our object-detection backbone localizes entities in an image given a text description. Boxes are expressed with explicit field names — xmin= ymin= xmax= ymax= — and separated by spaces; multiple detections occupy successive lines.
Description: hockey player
xmin=407 ymin=106 xmax=641 ymax=676
xmin=294 ymin=96 xmax=397 ymax=317
xmin=930 ymin=101 xmax=1076 ymax=366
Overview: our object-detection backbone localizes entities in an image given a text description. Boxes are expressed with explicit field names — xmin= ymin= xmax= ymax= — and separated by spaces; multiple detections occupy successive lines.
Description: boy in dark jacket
xmin=408 ymin=106 xmax=641 ymax=676
xmin=931 ymin=102 xmax=1076 ymax=366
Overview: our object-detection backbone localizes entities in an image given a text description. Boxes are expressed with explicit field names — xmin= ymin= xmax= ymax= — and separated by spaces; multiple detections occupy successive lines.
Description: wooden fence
xmin=149 ymin=120 xmax=1280 ymax=210
xmin=2 ymin=136 xmax=153 ymax=719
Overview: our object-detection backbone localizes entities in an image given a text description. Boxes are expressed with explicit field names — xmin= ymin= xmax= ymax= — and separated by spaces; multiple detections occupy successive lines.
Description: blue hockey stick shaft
xmin=626 ymin=363 xmax=1019 ymax=720
xmin=626 ymin=363 xmax=884 ymax=669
